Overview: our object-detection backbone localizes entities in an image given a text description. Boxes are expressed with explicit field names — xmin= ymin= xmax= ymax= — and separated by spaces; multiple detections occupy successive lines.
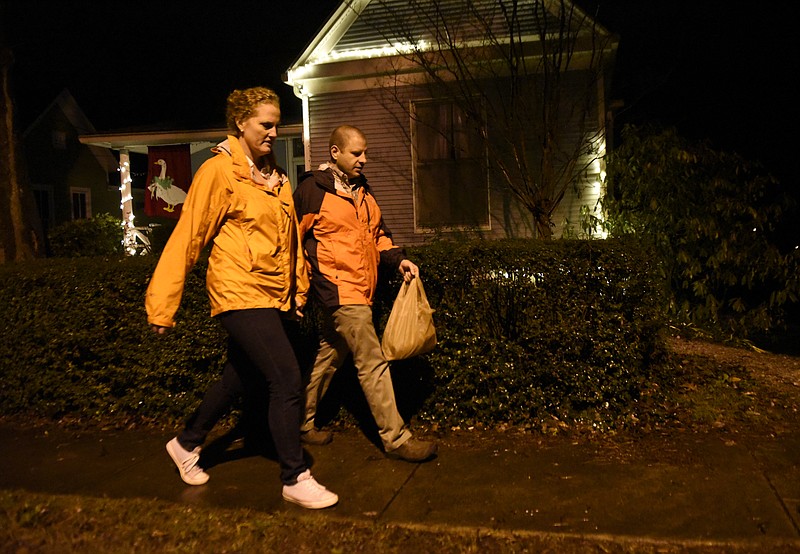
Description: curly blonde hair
xmin=226 ymin=87 xmax=281 ymax=135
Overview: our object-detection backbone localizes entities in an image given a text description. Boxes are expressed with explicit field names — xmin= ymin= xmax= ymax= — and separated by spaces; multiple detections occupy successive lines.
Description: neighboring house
xmin=22 ymin=89 xmax=119 ymax=235
xmin=80 ymin=124 xmax=305 ymax=253
xmin=26 ymin=93 xmax=307 ymax=255
xmin=284 ymin=0 xmax=618 ymax=243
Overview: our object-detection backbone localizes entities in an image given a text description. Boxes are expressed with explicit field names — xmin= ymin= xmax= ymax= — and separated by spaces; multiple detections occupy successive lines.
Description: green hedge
xmin=0 ymin=256 xmax=224 ymax=421
xmin=0 ymin=239 xmax=669 ymax=430
xmin=375 ymin=238 xmax=669 ymax=429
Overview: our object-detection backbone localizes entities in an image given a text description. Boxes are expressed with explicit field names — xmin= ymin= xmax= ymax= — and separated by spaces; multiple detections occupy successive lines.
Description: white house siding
xmin=287 ymin=0 xmax=617 ymax=243
xmin=549 ymin=107 xmax=606 ymax=241
xmin=550 ymin=177 xmax=604 ymax=238
xmin=306 ymin=76 xmax=603 ymax=244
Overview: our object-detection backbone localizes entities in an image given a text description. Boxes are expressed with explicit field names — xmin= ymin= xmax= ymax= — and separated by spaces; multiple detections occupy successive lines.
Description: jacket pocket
xmin=240 ymin=207 xmax=285 ymax=275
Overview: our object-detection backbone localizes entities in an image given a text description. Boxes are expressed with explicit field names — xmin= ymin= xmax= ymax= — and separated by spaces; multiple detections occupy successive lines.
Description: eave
xmin=79 ymin=124 xmax=303 ymax=155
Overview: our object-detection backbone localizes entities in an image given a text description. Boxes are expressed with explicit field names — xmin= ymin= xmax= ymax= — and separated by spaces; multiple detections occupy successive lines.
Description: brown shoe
xmin=386 ymin=438 xmax=438 ymax=462
xmin=301 ymin=428 xmax=333 ymax=446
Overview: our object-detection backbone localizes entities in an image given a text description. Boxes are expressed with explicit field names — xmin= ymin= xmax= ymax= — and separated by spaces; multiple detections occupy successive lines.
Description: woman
xmin=145 ymin=87 xmax=337 ymax=509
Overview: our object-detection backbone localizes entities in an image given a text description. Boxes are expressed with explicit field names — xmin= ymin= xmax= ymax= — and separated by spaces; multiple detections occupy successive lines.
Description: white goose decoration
xmin=148 ymin=159 xmax=187 ymax=212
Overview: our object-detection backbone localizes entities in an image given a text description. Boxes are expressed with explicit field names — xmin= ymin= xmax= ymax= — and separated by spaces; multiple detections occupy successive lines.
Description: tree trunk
xmin=0 ymin=47 xmax=43 ymax=263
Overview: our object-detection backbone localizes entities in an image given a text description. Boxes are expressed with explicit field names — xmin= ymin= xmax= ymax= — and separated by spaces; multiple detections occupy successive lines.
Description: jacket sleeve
xmin=282 ymin=179 xmax=309 ymax=308
xmin=293 ymin=172 xmax=319 ymax=242
xmin=370 ymin=194 xmax=406 ymax=268
xmin=378 ymin=237 xmax=406 ymax=269
xmin=293 ymin=214 xmax=310 ymax=308
xmin=145 ymin=161 xmax=230 ymax=327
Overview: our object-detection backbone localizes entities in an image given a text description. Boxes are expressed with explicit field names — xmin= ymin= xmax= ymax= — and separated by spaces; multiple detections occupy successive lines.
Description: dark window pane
xmin=72 ymin=192 xmax=87 ymax=220
xmin=414 ymin=100 xmax=488 ymax=228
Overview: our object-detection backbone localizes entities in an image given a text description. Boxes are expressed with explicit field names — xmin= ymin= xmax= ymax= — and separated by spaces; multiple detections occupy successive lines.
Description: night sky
xmin=592 ymin=0 xmax=797 ymax=187
xmin=1 ymin=0 xmax=796 ymax=186
xmin=1 ymin=0 xmax=339 ymax=129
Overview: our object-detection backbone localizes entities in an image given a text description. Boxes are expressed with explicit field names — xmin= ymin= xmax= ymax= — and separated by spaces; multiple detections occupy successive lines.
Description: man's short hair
xmin=329 ymin=125 xmax=365 ymax=150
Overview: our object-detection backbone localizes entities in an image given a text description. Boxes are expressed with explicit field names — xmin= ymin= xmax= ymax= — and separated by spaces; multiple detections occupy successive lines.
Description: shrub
xmin=48 ymin=213 xmax=124 ymax=258
xmin=0 ymin=256 xmax=225 ymax=422
xmin=602 ymin=125 xmax=800 ymax=341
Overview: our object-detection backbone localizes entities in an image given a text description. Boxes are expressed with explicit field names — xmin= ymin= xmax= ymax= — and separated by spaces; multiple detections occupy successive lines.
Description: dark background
xmin=2 ymin=0 xmax=797 ymax=188
xmin=1 ymin=0 xmax=338 ymax=129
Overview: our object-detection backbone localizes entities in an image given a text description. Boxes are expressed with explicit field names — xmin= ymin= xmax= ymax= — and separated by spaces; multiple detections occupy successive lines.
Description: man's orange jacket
xmin=293 ymin=169 xmax=405 ymax=308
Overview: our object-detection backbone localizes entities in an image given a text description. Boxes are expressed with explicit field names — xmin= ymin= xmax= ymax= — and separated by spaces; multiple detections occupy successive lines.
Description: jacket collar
xmin=315 ymin=166 xmax=370 ymax=196
xmin=214 ymin=136 xmax=285 ymax=192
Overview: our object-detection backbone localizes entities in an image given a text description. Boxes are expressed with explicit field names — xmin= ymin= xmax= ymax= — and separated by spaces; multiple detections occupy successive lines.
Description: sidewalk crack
xmin=749 ymin=448 xmax=800 ymax=536
xmin=376 ymin=464 xmax=419 ymax=520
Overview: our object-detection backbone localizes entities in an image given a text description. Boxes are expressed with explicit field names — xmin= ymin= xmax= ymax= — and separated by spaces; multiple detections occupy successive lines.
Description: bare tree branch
xmin=364 ymin=0 xmax=614 ymax=237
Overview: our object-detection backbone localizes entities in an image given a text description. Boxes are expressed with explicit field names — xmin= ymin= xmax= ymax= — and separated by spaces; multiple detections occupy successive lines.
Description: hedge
xmin=0 ymin=238 xmax=669 ymax=430
xmin=380 ymin=238 xmax=670 ymax=429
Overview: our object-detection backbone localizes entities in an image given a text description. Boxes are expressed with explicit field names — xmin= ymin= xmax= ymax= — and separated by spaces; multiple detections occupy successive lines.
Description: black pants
xmin=178 ymin=308 xmax=306 ymax=484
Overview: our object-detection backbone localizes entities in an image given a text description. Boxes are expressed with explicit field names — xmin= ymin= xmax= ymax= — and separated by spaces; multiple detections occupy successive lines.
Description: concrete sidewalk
xmin=2 ymin=421 xmax=800 ymax=550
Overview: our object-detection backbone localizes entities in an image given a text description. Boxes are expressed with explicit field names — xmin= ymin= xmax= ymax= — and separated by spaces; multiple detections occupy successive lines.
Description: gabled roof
xmin=23 ymin=89 xmax=118 ymax=172
xmin=285 ymin=0 xmax=616 ymax=96
xmin=23 ymin=89 xmax=97 ymax=138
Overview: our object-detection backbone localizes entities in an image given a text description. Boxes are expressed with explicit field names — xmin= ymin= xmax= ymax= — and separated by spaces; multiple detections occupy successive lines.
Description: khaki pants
xmin=302 ymin=304 xmax=411 ymax=451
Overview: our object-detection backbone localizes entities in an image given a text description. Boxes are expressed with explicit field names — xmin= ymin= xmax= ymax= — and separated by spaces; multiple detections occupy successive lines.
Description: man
xmin=293 ymin=125 xmax=437 ymax=463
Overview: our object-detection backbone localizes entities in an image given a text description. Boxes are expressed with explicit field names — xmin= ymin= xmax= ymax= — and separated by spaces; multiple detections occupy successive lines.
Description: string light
xmin=117 ymin=152 xmax=142 ymax=256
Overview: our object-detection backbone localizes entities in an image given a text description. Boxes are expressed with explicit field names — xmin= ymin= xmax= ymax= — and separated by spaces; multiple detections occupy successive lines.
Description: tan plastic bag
xmin=381 ymin=277 xmax=437 ymax=361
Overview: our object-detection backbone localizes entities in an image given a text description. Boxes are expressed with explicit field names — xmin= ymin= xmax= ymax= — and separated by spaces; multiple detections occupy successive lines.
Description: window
xmin=70 ymin=188 xmax=91 ymax=220
xmin=292 ymin=137 xmax=305 ymax=158
xmin=287 ymin=138 xmax=306 ymax=191
xmin=51 ymin=131 xmax=67 ymax=150
xmin=412 ymin=100 xmax=489 ymax=229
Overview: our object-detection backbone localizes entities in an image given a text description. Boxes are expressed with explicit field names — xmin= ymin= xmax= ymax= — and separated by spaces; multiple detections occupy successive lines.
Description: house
xmin=22 ymin=89 xmax=119 ymax=235
xmin=283 ymin=0 xmax=618 ymax=243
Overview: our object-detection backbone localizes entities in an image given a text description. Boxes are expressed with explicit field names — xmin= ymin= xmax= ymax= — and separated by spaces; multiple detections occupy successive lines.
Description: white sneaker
xmin=282 ymin=470 xmax=338 ymax=509
xmin=166 ymin=437 xmax=209 ymax=486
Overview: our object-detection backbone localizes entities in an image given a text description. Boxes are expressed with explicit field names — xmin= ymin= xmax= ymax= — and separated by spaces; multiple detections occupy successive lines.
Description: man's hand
xmin=399 ymin=259 xmax=419 ymax=283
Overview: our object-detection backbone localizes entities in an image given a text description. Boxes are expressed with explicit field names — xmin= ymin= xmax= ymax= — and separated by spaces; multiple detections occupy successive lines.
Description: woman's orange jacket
xmin=145 ymin=136 xmax=308 ymax=328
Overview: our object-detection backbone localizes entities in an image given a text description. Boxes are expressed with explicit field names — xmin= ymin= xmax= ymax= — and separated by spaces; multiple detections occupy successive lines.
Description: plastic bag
xmin=381 ymin=277 xmax=437 ymax=361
